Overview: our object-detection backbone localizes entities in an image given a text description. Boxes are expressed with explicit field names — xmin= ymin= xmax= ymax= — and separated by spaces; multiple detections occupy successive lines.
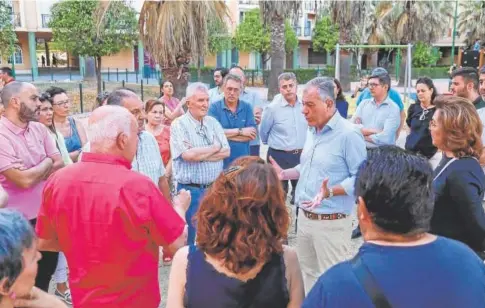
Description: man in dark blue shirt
xmin=304 ymin=146 xmax=485 ymax=308
xmin=209 ymin=74 xmax=256 ymax=168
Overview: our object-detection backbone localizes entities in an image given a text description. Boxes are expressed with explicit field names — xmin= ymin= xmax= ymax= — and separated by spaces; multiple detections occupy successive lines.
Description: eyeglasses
xmin=196 ymin=125 xmax=213 ymax=146
xmin=368 ymin=82 xmax=381 ymax=88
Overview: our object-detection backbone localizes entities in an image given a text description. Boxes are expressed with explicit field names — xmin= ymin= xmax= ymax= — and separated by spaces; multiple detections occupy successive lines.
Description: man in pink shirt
xmin=0 ymin=81 xmax=63 ymax=291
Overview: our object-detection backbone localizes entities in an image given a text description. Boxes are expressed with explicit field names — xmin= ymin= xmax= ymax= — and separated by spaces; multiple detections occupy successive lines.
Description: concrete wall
xmin=205 ymin=54 xmax=217 ymax=67
xmin=101 ymin=48 xmax=134 ymax=70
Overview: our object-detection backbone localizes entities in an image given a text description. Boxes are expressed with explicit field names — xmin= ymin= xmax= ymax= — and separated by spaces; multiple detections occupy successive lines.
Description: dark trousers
xmin=30 ymin=218 xmax=59 ymax=292
xmin=250 ymin=145 xmax=260 ymax=157
xmin=267 ymin=148 xmax=301 ymax=197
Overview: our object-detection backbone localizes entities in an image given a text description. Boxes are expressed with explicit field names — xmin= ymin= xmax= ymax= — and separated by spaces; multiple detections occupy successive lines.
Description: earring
xmin=9 ymin=291 xmax=16 ymax=300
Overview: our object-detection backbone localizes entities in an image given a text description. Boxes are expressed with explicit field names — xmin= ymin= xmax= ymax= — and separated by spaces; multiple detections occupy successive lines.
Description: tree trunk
xmin=45 ymin=41 xmax=50 ymax=66
xmin=162 ymin=66 xmax=189 ymax=100
xmin=339 ymin=49 xmax=352 ymax=92
xmin=95 ymin=56 xmax=102 ymax=95
xmin=398 ymin=49 xmax=407 ymax=86
xmin=197 ymin=57 xmax=201 ymax=81
xmin=370 ymin=51 xmax=378 ymax=67
xmin=268 ymin=15 xmax=285 ymax=102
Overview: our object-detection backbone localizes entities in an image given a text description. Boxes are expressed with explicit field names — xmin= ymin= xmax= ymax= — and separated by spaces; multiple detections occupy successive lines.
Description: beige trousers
xmin=296 ymin=210 xmax=352 ymax=294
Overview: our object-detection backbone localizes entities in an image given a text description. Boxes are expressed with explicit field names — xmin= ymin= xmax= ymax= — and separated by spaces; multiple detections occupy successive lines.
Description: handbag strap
xmin=351 ymin=255 xmax=392 ymax=308
xmin=433 ymin=157 xmax=457 ymax=181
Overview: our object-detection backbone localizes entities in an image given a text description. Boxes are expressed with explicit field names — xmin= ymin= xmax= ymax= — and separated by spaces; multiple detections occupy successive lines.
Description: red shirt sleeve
xmin=36 ymin=178 xmax=56 ymax=240
xmin=148 ymin=186 xmax=185 ymax=246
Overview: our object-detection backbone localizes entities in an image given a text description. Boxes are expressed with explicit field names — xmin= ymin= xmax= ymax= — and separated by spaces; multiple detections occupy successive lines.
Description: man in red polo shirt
xmin=36 ymin=105 xmax=189 ymax=308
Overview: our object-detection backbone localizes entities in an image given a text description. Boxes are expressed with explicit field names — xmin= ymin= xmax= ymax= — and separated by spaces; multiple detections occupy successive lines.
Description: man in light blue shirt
xmin=271 ymin=77 xmax=367 ymax=293
xmin=351 ymin=73 xmax=401 ymax=148
xmin=171 ymin=82 xmax=230 ymax=246
xmin=208 ymin=67 xmax=228 ymax=103
xmin=260 ymin=72 xmax=308 ymax=204
xmin=229 ymin=66 xmax=264 ymax=156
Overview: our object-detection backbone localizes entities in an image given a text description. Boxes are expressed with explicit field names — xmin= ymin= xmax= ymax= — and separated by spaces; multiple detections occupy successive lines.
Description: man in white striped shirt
xmin=171 ymin=82 xmax=230 ymax=247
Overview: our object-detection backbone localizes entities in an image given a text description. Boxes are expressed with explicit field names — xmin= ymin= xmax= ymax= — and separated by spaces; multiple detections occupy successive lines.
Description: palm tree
xmin=259 ymin=1 xmax=301 ymax=101
xmin=383 ymin=0 xmax=452 ymax=85
xmin=328 ymin=1 xmax=372 ymax=91
xmin=138 ymin=1 xmax=229 ymax=98
xmin=457 ymin=1 xmax=485 ymax=46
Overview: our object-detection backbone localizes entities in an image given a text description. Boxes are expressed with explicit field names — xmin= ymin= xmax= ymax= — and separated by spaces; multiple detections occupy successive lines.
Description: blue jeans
xmin=177 ymin=184 xmax=207 ymax=247
xmin=250 ymin=145 xmax=260 ymax=157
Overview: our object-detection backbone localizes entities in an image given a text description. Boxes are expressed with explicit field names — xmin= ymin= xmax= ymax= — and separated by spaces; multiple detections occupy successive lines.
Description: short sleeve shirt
xmin=36 ymin=153 xmax=185 ymax=308
xmin=0 ymin=117 xmax=59 ymax=219
xmin=209 ymin=99 xmax=256 ymax=167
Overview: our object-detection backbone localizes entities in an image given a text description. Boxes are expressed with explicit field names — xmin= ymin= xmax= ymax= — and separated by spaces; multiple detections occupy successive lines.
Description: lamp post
xmin=450 ymin=0 xmax=459 ymax=66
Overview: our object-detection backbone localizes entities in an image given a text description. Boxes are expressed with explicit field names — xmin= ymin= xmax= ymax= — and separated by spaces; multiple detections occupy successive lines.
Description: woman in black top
xmin=430 ymin=95 xmax=485 ymax=259
xmin=405 ymin=77 xmax=438 ymax=160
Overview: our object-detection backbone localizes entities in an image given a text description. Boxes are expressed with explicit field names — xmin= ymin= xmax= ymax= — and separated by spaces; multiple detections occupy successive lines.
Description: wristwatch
xmin=327 ymin=188 xmax=334 ymax=199
xmin=238 ymin=128 xmax=243 ymax=136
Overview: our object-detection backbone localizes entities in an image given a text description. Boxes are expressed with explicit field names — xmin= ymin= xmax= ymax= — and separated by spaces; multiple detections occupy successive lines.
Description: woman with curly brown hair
xmin=166 ymin=158 xmax=304 ymax=308
xmin=430 ymin=95 xmax=485 ymax=259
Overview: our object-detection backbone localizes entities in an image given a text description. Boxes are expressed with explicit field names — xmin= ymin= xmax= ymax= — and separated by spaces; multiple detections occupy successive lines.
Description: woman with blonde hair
xmin=430 ymin=95 xmax=485 ymax=260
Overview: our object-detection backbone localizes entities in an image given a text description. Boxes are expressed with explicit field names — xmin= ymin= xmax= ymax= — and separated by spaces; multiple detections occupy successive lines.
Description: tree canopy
xmin=207 ymin=17 xmax=232 ymax=55
xmin=49 ymin=0 xmax=138 ymax=58
xmin=0 ymin=1 xmax=18 ymax=60
xmin=312 ymin=16 xmax=339 ymax=53
xmin=233 ymin=9 xmax=297 ymax=55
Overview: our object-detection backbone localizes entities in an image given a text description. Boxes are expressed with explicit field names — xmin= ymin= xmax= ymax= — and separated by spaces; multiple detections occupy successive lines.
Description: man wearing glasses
xmin=209 ymin=74 xmax=257 ymax=168
xmin=351 ymin=71 xmax=401 ymax=148
xmin=171 ymin=82 xmax=230 ymax=247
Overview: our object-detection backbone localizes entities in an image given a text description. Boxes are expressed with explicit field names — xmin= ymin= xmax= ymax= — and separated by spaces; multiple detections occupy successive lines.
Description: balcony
xmin=304 ymin=26 xmax=312 ymax=37
xmin=41 ymin=14 xmax=51 ymax=28
xmin=304 ymin=1 xmax=316 ymax=12
xmin=11 ymin=12 xmax=21 ymax=27
xmin=293 ymin=26 xmax=302 ymax=36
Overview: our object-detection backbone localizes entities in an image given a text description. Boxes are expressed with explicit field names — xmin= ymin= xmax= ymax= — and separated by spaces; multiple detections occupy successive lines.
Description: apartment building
xmin=3 ymin=0 xmax=144 ymax=77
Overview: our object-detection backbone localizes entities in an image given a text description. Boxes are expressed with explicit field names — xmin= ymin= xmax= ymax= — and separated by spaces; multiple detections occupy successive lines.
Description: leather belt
xmin=270 ymin=148 xmax=303 ymax=155
xmin=302 ymin=209 xmax=347 ymax=221
xmin=184 ymin=183 xmax=212 ymax=189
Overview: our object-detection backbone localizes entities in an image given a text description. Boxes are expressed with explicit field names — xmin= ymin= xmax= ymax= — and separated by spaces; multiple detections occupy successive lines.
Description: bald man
xmin=37 ymin=105 xmax=188 ymax=308
xmin=0 ymin=81 xmax=64 ymax=291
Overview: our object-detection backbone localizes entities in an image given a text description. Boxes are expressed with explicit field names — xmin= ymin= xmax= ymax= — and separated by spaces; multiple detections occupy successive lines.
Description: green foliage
xmin=0 ymin=1 xmax=17 ymax=59
xmin=284 ymin=20 xmax=298 ymax=52
xmin=312 ymin=16 xmax=339 ymax=53
xmin=233 ymin=8 xmax=298 ymax=54
xmin=412 ymin=42 xmax=441 ymax=67
xmin=207 ymin=17 xmax=232 ymax=55
xmin=49 ymin=0 xmax=138 ymax=58
xmin=233 ymin=9 xmax=270 ymax=53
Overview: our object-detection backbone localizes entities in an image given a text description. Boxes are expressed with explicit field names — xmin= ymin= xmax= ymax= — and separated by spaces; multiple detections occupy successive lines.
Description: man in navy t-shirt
xmin=304 ymin=146 xmax=485 ymax=308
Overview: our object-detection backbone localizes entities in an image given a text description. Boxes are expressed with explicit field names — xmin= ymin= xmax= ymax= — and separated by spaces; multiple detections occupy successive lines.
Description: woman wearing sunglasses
xmin=405 ymin=77 xmax=440 ymax=168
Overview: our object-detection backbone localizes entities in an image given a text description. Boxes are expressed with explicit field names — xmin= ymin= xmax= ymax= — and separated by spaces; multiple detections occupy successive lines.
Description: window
xmin=239 ymin=11 xmax=244 ymax=23
xmin=308 ymin=48 xmax=327 ymax=65
xmin=7 ymin=45 xmax=23 ymax=65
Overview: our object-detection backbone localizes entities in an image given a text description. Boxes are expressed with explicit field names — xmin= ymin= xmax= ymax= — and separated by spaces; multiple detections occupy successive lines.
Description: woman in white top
xmin=37 ymin=95 xmax=73 ymax=305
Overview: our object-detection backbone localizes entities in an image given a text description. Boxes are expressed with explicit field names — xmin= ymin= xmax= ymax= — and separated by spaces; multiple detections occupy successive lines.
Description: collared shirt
xmin=209 ymin=99 xmax=256 ymax=167
xmin=81 ymin=131 xmax=165 ymax=185
xmin=260 ymin=93 xmax=308 ymax=150
xmin=472 ymin=96 xmax=485 ymax=194
xmin=352 ymin=96 xmax=401 ymax=147
xmin=36 ymin=153 xmax=185 ymax=308
xmin=0 ymin=117 xmax=59 ymax=219
xmin=214 ymin=89 xmax=264 ymax=146
xmin=295 ymin=112 xmax=367 ymax=215
xmin=170 ymin=112 xmax=229 ymax=185
xmin=356 ymin=88 xmax=404 ymax=110
xmin=208 ymin=86 xmax=223 ymax=103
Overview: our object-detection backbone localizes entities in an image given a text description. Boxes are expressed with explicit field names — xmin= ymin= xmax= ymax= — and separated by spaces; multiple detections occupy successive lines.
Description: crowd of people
xmin=0 ymin=63 xmax=485 ymax=308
